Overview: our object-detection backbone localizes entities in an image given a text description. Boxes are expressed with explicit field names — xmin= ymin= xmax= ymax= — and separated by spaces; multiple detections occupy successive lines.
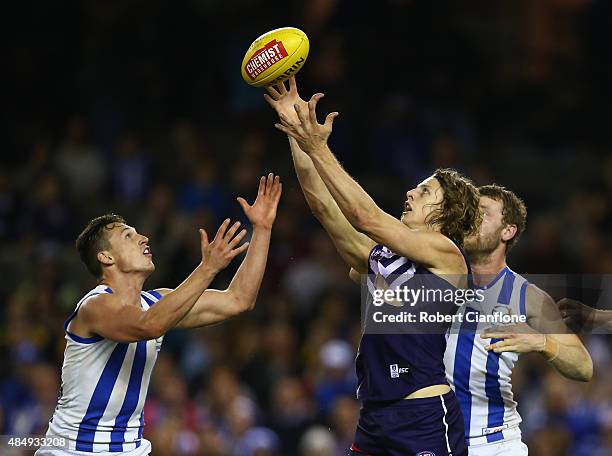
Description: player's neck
xmin=469 ymin=249 xmax=507 ymax=287
xmin=99 ymin=271 xmax=146 ymax=299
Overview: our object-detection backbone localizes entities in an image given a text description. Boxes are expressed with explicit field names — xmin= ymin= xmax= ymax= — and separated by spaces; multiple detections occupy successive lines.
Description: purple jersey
xmin=356 ymin=244 xmax=467 ymax=402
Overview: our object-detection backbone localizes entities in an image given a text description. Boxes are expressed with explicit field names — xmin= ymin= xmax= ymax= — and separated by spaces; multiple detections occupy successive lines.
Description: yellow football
xmin=241 ymin=27 xmax=309 ymax=88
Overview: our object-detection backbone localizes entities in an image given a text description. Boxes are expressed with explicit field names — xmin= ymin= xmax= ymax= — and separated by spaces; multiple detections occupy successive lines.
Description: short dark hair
xmin=425 ymin=168 xmax=482 ymax=249
xmin=76 ymin=214 xmax=126 ymax=278
xmin=479 ymin=184 xmax=527 ymax=253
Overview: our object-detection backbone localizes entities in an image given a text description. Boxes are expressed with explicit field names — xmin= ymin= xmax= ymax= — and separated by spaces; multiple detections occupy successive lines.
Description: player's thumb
xmin=324 ymin=111 xmax=339 ymax=128
xmin=199 ymin=228 xmax=209 ymax=247
xmin=236 ymin=197 xmax=250 ymax=212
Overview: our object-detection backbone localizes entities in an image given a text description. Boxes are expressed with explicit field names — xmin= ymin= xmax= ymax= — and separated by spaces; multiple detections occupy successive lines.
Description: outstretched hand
xmin=265 ymin=76 xmax=339 ymax=154
xmin=264 ymin=76 xmax=308 ymax=125
xmin=274 ymin=91 xmax=339 ymax=154
xmin=200 ymin=219 xmax=249 ymax=273
xmin=237 ymin=173 xmax=282 ymax=230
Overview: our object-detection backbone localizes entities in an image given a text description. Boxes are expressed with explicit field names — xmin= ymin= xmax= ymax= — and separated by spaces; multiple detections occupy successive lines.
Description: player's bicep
xmin=526 ymin=285 xmax=571 ymax=334
xmin=175 ymin=289 xmax=242 ymax=329
xmin=361 ymin=209 xmax=460 ymax=270
xmin=80 ymin=294 xmax=153 ymax=343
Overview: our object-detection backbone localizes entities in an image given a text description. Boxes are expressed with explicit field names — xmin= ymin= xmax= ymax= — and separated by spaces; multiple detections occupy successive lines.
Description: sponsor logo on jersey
xmin=482 ymin=424 xmax=509 ymax=435
xmin=389 ymin=364 xmax=410 ymax=378
xmin=416 ymin=451 xmax=436 ymax=456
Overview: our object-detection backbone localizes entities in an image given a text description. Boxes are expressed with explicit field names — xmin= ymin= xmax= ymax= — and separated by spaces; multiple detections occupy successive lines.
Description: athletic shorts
xmin=350 ymin=391 xmax=468 ymax=456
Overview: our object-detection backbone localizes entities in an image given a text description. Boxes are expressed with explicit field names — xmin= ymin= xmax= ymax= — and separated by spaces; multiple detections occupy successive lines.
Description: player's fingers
xmin=265 ymin=173 xmax=274 ymax=195
xmin=263 ymin=93 xmax=277 ymax=108
xmin=230 ymin=241 xmax=250 ymax=256
xmin=294 ymin=103 xmax=309 ymax=129
xmin=214 ymin=219 xmax=231 ymax=241
xmin=276 ymin=182 xmax=283 ymax=202
xmin=228 ymin=229 xmax=247 ymax=248
xmin=274 ymin=123 xmax=301 ymax=140
xmin=224 ymin=221 xmax=241 ymax=241
xmin=277 ymin=80 xmax=287 ymax=94
xmin=485 ymin=340 xmax=505 ymax=350
xmin=271 ymin=175 xmax=281 ymax=197
xmin=257 ymin=175 xmax=266 ymax=197
xmin=289 ymin=75 xmax=297 ymax=93
xmin=324 ymin=111 xmax=339 ymax=129
xmin=265 ymin=85 xmax=280 ymax=100
xmin=278 ymin=113 xmax=296 ymax=128
xmin=308 ymin=93 xmax=324 ymax=125
xmin=493 ymin=344 xmax=519 ymax=353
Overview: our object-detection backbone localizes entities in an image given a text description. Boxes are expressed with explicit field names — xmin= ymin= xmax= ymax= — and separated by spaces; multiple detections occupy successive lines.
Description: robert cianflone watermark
xmin=360 ymin=273 xmax=612 ymax=335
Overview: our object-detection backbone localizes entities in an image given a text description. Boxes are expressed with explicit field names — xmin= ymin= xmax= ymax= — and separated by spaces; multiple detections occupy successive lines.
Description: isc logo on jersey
xmin=416 ymin=452 xmax=436 ymax=456
xmin=389 ymin=364 xmax=409 ymax=378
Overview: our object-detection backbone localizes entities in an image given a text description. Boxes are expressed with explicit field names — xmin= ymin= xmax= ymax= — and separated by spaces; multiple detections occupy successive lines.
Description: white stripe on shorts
xmin=440 ymin=395 xmax=452 ymax=456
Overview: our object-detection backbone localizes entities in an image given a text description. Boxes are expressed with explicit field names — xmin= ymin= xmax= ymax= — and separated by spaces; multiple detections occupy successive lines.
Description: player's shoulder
xmin=524 ymin=282 xmax=557 ymax=318
xmin=151 ymin=288 xmax=172 ymax=297
xmin=79 ymin=292 xmax=120 ymax=315
xmin=525 ymin=283 xmax=552 ymax=302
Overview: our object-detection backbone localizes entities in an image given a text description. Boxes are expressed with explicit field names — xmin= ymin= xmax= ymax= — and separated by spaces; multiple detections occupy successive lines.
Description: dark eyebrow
xmin=121 ymin=226 xmax=134 ymax=235
xmin=418 ymin=184 xmax=430 ymax=190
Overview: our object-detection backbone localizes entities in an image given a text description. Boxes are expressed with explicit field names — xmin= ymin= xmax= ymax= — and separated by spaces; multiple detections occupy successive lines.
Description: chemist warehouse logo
xmin=389 ymin=364 xmax=409 ymax=378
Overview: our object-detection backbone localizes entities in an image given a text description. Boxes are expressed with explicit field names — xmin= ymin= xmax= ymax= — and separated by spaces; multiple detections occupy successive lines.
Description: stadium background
xmin=2 ymin=0 xmax=612 ymax=455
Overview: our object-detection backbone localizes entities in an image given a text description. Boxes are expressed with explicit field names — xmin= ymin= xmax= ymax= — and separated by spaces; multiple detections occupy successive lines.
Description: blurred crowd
xmin=2 ymin=0 xmax=612 ymax=455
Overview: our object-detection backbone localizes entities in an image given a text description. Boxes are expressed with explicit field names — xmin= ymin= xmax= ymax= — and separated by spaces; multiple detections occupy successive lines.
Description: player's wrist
xmin=251 ymin=221 xmax=274 ymax=231
xmin=198 ymin=260 xmax=222 ymax=276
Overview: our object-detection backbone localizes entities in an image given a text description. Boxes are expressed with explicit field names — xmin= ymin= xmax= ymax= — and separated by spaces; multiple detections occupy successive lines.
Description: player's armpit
xmin=77 ymin=293 xmax=158 ymax=343
xmin=357 ymin=209 xmax=466 ymax=274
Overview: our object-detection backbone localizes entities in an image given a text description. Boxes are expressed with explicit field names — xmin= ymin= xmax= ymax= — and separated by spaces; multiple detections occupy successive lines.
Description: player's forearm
xmin=594 ymin=309 xmax=612 ymax=331
xmin=144 ymin=263 xmax=218 ymax=337
xmin=542 ymin=335 xmax=593 ymax=382
xmin=290 ymin=137 xmax=337 ymax=216
xmin=226 ymin=226 xmax=272 ymax=311
xmin=308 ymin=144 xmax=381 ymax=232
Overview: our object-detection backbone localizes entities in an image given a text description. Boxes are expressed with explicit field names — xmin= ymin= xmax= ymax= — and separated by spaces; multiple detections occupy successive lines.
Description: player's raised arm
xmin=78 ymin=219 xmax=248 ymax=342
xmin=275 ymin=90 xmax=479 ymax=274
xmin=483 ymin=285 xmax=593 ymax=382
xmin=171 ymin=173 xmax=282 ymax=328
xmin=265 ymin=78 xmax=374 ymax=273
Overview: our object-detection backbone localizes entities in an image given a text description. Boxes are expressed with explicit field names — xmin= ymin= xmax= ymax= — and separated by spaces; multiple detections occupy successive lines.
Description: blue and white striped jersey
xmin=444 ymin=266 xmax=529 ymax=444
xmin=45 ymin=285 xmax=163 ymax=454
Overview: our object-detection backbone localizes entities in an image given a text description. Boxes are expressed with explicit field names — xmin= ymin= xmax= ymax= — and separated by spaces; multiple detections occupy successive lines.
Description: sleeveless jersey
xmin=45 ymin=285 xmax=163 ymax=453
xmin=444 ymin=266 xmax=529 ymax=443
xmin=356 ymin=244 xmax=468 ymax=402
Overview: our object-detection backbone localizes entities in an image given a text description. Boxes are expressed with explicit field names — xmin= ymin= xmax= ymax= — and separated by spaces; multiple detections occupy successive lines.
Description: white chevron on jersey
xmin=43 ymin=285 xmax=164 ymax=454
xmin=444 ymin=267 xmax=529 ymax=445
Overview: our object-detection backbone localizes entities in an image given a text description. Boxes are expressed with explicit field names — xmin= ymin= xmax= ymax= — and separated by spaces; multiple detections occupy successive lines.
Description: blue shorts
xmin=350 ymin=391 xmax=467 ymax=456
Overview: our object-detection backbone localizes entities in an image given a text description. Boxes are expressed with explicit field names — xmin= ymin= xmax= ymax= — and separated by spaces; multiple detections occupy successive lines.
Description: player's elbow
xmin=350 ymin=206 xmax=377 ymax=233
xmin=229 ymin=292 xmax=256 ymax=316
xmin=141 ymin=321 xmax=165 ymax=340
xmin=578 ymin=357 xmax=594 ymax=382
